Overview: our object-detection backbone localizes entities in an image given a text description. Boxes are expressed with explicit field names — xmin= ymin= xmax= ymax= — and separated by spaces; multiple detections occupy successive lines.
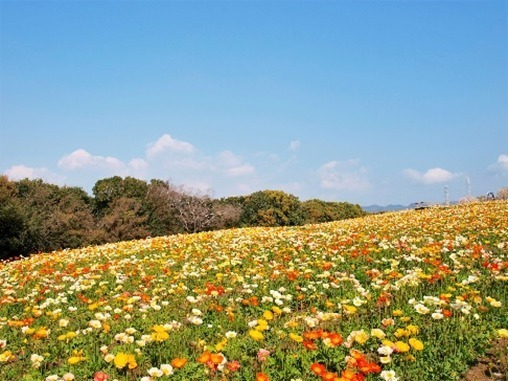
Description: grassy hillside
xmin=1 ymin=201 xmax=507 ymax=381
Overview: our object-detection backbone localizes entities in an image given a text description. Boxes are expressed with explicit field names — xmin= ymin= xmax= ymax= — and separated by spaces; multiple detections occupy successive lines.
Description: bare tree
xmin=169 ymin=184 xmax=220 ymax=233
xmin=146 ymin=182 xmax=240 ymax=234
xmin=497 ymin=187 xmax=508 ymax=200
xmin=213 ymin=202 xmax=242 ymax=229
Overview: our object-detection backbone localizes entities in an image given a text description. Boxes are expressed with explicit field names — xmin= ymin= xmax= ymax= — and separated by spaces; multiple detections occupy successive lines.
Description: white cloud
xmin=289 ymin=140 xmax=301 ymax=151
xmin=225 ymin=164 xmax=255 ymax=177
xmin=317 ymin=160 xmax=370 ymax=191
xmin=218 ymin=150 xmax=241 ymax=166
xmin=167 ymin=158 xmax=209 ymax=171
xmin=217 ymin=151 xmax=255 ymax=177
xmin=3 ymin=133 xmax=275 ymax=198
xmin=4 ymin=165 xmax=64 ymax=183
xmin=146 ymin=134 xmax=195 ymax=156
xmin=403 ymin=167 xmax=459 ymax=184
xmin=488 ymin=154 xmax=508 ymax=173
xmin=129 ymin=158 xmax=148 ymax=171
xmin=58 ymin=149 xmax=124 ymax=171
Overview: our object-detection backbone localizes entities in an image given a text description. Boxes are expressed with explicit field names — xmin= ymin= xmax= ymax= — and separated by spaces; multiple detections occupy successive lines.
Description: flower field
xmin=1 ymin=201 xmax=507 ymax=381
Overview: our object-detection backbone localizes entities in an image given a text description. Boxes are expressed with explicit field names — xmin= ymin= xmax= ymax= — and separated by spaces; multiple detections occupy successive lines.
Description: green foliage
xmin=238 ymin=190 xmax=305 ymax=227
xmin=0 ymin=176 xmax=24 ymax=259
xmin=92 ymin=176 xmax=148 ymax=216
xmin=14 ymin=179 xmax=97 ymax=255
xmin=97 ymin=196 xmax=150 ymax=242
xmin=302 ymin=199 xmax=365 ymax=224
xmin=1 ymin=176 xmax=367 ymax=259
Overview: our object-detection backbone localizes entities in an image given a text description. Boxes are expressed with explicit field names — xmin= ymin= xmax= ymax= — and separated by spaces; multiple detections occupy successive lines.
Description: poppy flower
xmin=311 ymin=362 xmax=326 ymax=376
xmin=227 ymin=360 xmax=241 ymax=371
xmin=197 ymin=352 xmax=212 ymax=363
xmin=93 ymin=372 xmax=109 ymax=381
xmin=170 ymin=358 xmax=187 ymax=368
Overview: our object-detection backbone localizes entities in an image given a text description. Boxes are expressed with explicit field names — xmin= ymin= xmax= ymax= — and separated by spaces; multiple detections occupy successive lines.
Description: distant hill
xmin=362 ymin=201 xmax=458 ymax=213
xmin=361 ymin=204 xmax=410 ymax=213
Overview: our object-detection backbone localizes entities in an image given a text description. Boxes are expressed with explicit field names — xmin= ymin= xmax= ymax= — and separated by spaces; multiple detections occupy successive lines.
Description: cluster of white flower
xmin=141 ymin=364 xmax=174 ymax=380
xmin=45 ymin=373 xmax=75 ymax=381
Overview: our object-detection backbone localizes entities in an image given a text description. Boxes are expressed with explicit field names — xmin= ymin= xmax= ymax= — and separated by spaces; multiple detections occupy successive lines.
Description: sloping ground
xmin=462 ymin=338 xmax=508 ymax=381
xmin=0 ymin=201 xmax=507 ymax=381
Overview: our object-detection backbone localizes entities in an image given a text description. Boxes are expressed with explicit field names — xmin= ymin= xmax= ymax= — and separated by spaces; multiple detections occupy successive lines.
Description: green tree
xmin=302 ymin=199 xmax=365 ymax=224
xmin=145 ymin=180 xmax=181 ymax=236
xmin=15 ymin=179 xmax=96 ymax=254
xmin=92 ymin=176 xmax=148 ymax=216
xmin=91 ymin=176 xmax=150 ymax=242
xmin=97 ymin=197 xmax=149 ymax=242
xmin=239 ymin=190 xmax=305 ymax=227
xmin=0 ymin=176 xmax=24 ymax=259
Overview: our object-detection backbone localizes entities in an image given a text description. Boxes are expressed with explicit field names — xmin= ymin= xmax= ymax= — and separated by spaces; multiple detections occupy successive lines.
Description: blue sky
xmin=1 ymin=1 xmax=507 ymax=206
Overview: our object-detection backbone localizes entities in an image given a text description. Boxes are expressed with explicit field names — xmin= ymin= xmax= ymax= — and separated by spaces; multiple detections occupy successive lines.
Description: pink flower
xmin=93 ymin=372 xmax=109 ymax=381
xmin=257 ymin=348 xmax=270 ymax=362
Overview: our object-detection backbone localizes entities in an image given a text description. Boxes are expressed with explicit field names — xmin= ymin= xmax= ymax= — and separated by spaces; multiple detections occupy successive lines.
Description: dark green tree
xmin=238 ymin=190 xmax=305 ymax=227
xmin=97 ymin=196 xmax=149 ymax=242
xmin=302 ymin=199 xmax=365 ymax=224
xmin=92 ymin=176 xmax=148 ymax=216
xmin=0 ymin=176 xmax=24 ymax=259
xmin=15 ymin=179 xmax=96 ymax=254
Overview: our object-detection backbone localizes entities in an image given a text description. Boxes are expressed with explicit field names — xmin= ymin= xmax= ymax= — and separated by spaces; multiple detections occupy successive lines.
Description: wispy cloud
xmin=289 ymin=140 xmax=301 ymax=151
xmin=488 ymin=154 xmax=508 ymax=174
xmin=129 ymin=158 xmax=148 ymax=171
xmin=216 ymin=151 xmax=255 ymax=177
xmin=403 ymin=167 xmax=459 ymax=184
xmin=317 ymin=160 xmax=370 ymax=191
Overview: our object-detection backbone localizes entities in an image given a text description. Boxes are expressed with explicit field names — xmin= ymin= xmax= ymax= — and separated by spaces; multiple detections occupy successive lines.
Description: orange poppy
xmin=210 ymin=353 xmax=224 ymax=364
xmin=197 ymin=352 xmax=211 ymax=363
xmin=304 ymin=330 xmax=323 ymax=340
xmin=323 ymin=371 xmax=339 ymax=381
xmin=171 ymin=358 xmax=187 ymax=369
xmin=311 ymin=362 xmax=326 ymax=376
xmin=327 ymin=332 xmax=343 ymax=346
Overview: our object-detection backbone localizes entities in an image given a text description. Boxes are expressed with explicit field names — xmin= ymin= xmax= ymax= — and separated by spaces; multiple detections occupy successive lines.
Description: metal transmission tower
xmin=444 ymin=186 xmax=449 ymax=206
xmin=466 ymin=177 xmax=472 ymax=199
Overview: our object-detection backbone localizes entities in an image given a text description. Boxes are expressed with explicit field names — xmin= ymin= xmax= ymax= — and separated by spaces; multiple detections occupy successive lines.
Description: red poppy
xmin=311 ymin=362 xmax=326 ymax=376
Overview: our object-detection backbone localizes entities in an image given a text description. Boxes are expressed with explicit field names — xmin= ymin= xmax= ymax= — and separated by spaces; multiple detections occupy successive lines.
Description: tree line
xmin=0 ymin=175 xmax=365 ymax=260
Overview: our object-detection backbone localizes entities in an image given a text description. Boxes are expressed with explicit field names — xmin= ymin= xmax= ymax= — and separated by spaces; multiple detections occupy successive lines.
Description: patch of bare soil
xmin=461 ymin=338 xmax=508 ymax=381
